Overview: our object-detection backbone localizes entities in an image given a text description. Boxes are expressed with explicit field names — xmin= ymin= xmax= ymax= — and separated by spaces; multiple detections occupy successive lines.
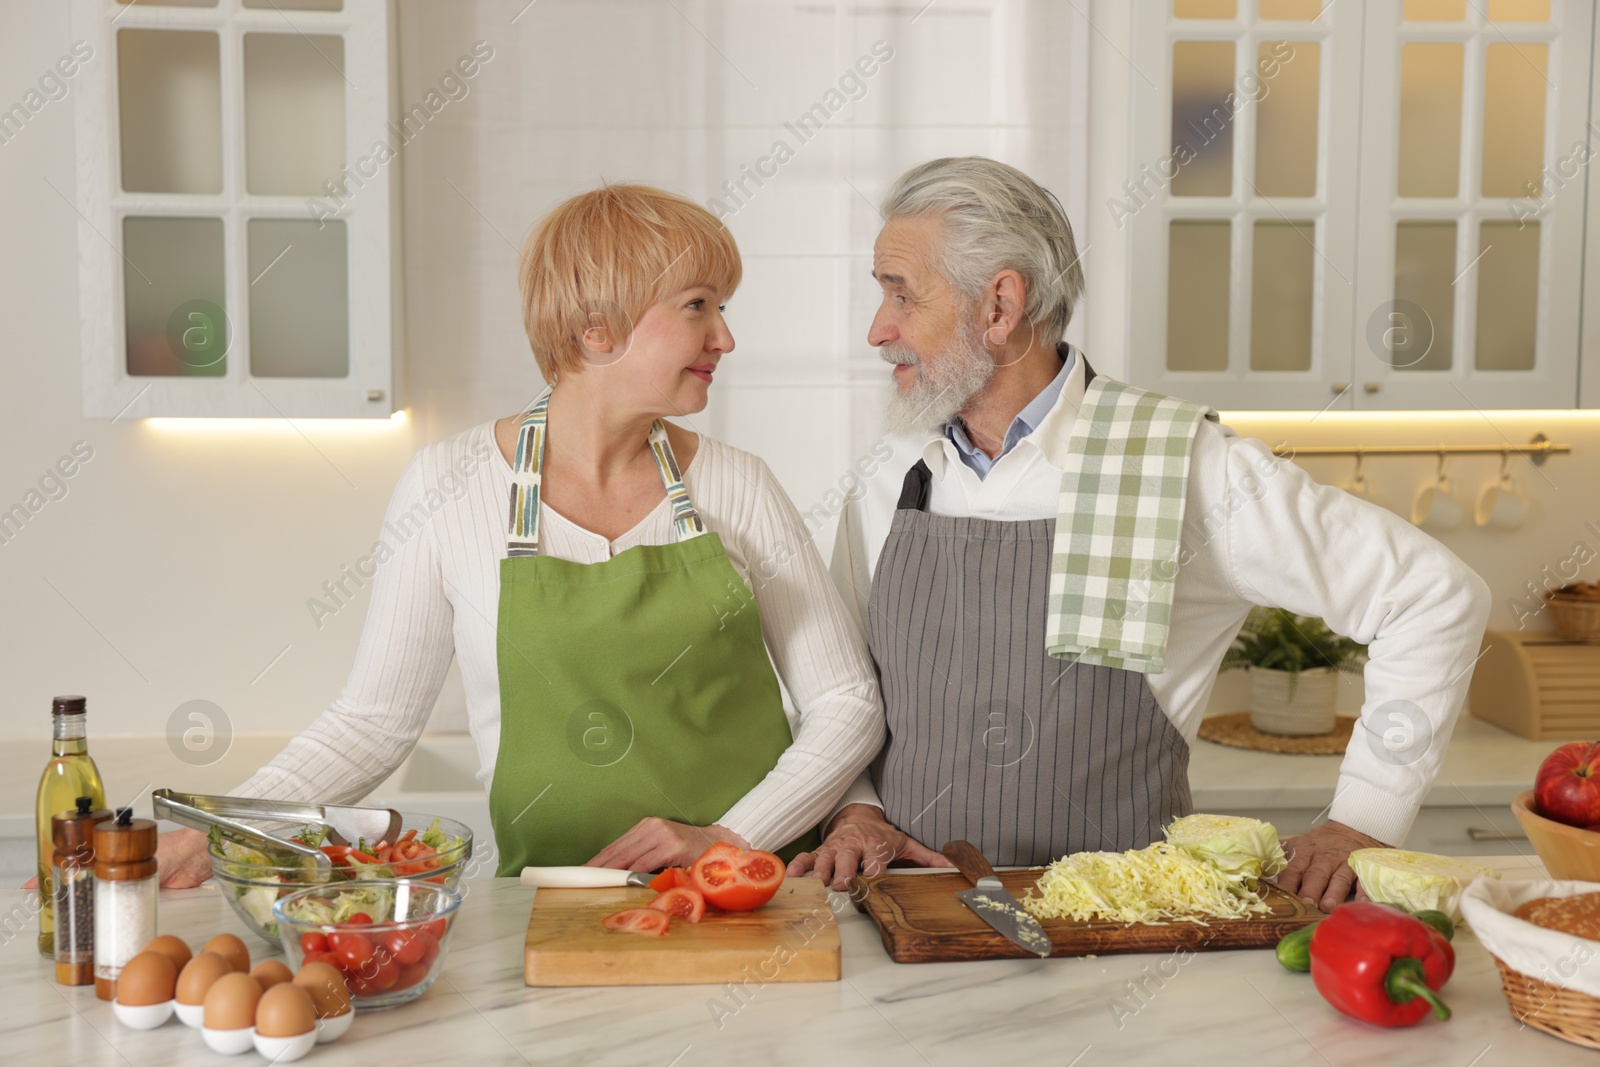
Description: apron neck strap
xmin=506 ymin=386 xmax=706 ymax=557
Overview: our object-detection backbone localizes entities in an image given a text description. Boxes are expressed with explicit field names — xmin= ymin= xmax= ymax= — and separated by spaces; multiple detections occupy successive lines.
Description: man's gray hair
xmin=881 ymin=157 xmax=1086 ymax=343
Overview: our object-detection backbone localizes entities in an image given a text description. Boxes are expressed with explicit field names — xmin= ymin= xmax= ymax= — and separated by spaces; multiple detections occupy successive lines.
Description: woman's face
xmin=586 ymin=284 xmax=734 ymax=417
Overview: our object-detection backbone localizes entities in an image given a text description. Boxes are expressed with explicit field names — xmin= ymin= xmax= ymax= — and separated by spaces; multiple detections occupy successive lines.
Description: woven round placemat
xmin=1198 ymin=711 xmax=1355 ymax=754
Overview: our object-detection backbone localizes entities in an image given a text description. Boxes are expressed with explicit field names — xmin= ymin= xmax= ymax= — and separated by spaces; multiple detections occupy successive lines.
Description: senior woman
xmin=153 ymin=184 xmax=884 ymax=883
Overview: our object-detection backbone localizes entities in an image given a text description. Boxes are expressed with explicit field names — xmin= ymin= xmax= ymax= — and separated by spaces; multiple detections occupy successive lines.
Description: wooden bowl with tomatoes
xmin=273 ymin=880 xmax=461 ymax=1010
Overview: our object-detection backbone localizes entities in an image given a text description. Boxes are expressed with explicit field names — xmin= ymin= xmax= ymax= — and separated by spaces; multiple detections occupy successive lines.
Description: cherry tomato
xmin=299 ymin=932 xmax=329 ymax=955
xmin=394 ymin=962 xmax=431 ymax=991
xmin=385 ymin=930 xmax=427 ymax=966
xmin=417 ymin=933 xmax=440 ymax=967
xmin=418 ymin=918 xmax=448 ymax=944
xmin=371 ymin=955 xmax=400 ymax=991
xmin=648 ymin=887 xmax=706 ymax=923
xmin=346 ymin=912 xmax=373 ymax=925
xmin=689 ymin=846 xmax=785 ymax=912
xmin=299 ymin=950 xmax=337 ymax=971
xmin=330 ymin=931 xmax=376 ymax=971
xmin=602 ymin=908 xmax=670 ymax=936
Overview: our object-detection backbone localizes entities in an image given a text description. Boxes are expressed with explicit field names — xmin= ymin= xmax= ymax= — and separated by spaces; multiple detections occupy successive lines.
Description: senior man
xmin=788 ymin=157 xmax=1492 ymax=912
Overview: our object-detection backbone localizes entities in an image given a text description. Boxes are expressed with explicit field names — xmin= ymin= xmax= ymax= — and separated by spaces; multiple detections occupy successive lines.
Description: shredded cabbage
xmin=1164 ymin=814 xmax=1287 ymax=884
xmin=1348 ymin=848 xmax=1501 ymax=923
xmin=282 ymin=885 xmax=391 ymax=926
xmin=1021 ymin=842 xmax=1274 ymax=925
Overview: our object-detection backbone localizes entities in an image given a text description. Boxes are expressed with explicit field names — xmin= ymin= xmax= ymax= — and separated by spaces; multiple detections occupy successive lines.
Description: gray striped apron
xmin=866 ymin=459 xmax=1193 ymax=866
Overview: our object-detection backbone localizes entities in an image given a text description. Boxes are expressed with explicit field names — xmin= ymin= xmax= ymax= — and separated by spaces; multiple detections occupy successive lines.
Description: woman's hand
xmin=155 ymin=827 xmax=214 ymax=888
xmin=584 ymin=818 xmax=750 ymax=871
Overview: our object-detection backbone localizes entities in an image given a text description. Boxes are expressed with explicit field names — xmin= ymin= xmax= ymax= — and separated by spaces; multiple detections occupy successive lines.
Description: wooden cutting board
xmin=851 ymin=870 xmax=1321 ymax=963
xmin=524 ymin=877 xmax=841 ymax=986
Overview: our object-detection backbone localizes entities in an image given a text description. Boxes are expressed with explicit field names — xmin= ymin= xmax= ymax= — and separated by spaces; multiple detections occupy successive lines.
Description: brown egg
xmin=291 ymin=961 xmax=352 ymax=1019
xmin=141 ymin=935 xmax=192 ymax=972
xmin=115 ymin=951 xmax=178 ymax=1006
xmin=254 ymin=983 xmax=316 ymax=1038
xmin=249 ymin=959 xmax=294 ymax=990
xmin=201 ymin=933 xmax=250 ymax=973
xmin=202 ymin=972 xmax=262 ymax=1031
xmin=176 ymin=952 xmax=235 ymax=1007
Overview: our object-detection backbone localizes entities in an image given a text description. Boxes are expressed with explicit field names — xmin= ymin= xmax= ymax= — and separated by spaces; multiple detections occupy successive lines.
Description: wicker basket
xmin=1546 ymin=595 xmax=1600 ymax=645
xmin=1492 ymin=954 xmax=1600 ymax=1049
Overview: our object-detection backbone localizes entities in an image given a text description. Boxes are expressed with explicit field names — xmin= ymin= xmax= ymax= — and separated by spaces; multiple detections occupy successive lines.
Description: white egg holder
xmin=114 ymin=996 xmax=350 ymax=1059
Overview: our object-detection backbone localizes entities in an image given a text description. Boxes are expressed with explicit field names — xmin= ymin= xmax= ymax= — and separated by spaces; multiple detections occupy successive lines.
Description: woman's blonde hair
xmin=518 ymin=183 xmax=742 ymax=380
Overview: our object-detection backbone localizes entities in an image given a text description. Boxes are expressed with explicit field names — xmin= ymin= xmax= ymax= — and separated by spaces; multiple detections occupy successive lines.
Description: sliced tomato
xmin=648 ymin=887 xmax=706 ymax=923
xmin=389 ymin=839 xmax=438 ymax=877
xmin=689 ymin=847 xmax=785 ymax=912
xmin=647 ymin=867 xmax=690 ymax=892
xmin=602 ymin=908 xmax=670 ymax=937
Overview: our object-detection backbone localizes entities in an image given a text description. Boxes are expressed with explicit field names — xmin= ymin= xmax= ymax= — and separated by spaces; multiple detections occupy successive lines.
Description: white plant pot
xmin=1247 ymin=667 xmax=1338 ymax=736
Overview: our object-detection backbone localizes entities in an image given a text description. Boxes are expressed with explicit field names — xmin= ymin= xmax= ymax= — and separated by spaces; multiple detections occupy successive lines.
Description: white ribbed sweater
xmin=231 ymin=421 xmax=886 ymax=853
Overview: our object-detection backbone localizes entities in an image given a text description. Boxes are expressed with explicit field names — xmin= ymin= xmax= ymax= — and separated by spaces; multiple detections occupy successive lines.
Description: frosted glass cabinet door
xmin=123 ymin=217 xmax=227 ymax=378
xmin=243 ymin=33 xmax=347 ymax=196
xmin=248 ymin=219 xmax=349 ymax=378
xmin=117 ymin=30 xmax=223 ymax=195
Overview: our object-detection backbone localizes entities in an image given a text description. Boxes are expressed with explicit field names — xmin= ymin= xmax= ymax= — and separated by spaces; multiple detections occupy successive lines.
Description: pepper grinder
xmin=92 ymin=807 xmax=157 ymax=1001
xmin=52 ymin=796 xmax=111 ymax=986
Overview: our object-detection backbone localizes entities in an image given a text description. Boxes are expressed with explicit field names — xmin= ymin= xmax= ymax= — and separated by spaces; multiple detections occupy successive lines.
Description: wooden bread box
xmin=1470 ymin=629 xmax=1600 ymax=739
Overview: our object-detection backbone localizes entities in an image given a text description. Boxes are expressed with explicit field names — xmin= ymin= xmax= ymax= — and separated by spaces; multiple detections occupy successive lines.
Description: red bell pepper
xmin=1309 ymin=902 xmax=1455 ymax=1027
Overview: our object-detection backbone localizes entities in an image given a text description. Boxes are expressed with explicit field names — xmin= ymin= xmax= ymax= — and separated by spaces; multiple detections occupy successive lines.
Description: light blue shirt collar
xmin=946 ymin=346 xmax=1076 ymax=479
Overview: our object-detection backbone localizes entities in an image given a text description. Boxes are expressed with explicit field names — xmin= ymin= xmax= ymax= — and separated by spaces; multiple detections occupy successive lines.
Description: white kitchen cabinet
xmin=68 ymin=0 xmax=401 ymax=419
xmin=1119 ymin=0 xmax=1595 ymax=411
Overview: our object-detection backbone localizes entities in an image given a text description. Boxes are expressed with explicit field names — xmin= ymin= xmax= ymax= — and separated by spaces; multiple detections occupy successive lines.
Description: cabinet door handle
xmin=1467 ymin=827 xmax=1528 ymax=842
xmin=1331 ymin=382 xmax=1349 ymax=395
xmin=1364 ymin=381 xmax=1381 ymax=394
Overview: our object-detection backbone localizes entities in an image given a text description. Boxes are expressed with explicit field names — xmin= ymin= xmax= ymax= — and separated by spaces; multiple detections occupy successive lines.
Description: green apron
xmin=488 ymin=387 xmax=819 ymax=873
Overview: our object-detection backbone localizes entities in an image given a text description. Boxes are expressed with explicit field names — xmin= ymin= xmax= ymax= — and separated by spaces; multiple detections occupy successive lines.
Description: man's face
xmin=869 ymin=215 xmax=994 ymax=435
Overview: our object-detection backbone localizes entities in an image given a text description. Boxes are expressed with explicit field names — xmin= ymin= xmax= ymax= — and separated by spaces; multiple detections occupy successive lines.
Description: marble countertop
xmin=2 ymin=855 xmax=1592 ymax=1066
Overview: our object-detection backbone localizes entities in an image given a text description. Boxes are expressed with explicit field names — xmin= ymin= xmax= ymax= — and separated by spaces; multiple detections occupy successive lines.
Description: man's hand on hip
xmin=786 ymin=803 xmax=952 ymax=891
xmin=1273 ymin=820 xmax=1385 ymax=913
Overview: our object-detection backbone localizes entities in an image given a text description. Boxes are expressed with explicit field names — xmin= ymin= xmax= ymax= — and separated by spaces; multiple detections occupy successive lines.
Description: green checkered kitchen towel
xmin=1046 ymin=376 xmax=1217 ymax=674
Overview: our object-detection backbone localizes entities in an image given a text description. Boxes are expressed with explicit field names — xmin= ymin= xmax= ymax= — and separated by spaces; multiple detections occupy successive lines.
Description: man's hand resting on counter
xmin=786 ymin=803 xmax=952 ymax=891
xmin=1273 ymin=819 xmax=1383 ymax=913
xmin=585 ymin=817 xmax=750 ymax=871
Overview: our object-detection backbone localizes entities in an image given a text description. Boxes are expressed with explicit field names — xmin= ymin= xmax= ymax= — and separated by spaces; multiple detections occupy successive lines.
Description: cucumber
xmin=1275 ymin=923 xmax=1317 ymax=973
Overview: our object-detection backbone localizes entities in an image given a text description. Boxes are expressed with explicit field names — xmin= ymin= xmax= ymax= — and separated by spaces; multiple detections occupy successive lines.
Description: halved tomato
xmin=602 ymin=908 xmax=670 ymax=937
xmin=689 ymin=846 xmax=785 ymax=912
xmin=647 ymin=887 xmax=706 ymax=923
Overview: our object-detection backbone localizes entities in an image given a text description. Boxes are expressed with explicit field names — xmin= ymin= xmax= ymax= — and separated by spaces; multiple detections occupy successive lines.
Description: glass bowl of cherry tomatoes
xmin=273 ymin=879 xmax=461 ymax=1010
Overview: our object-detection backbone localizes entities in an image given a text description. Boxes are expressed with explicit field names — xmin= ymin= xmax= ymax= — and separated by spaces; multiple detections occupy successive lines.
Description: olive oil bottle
xmin=36 ymin=696 xmax=107 ymax=958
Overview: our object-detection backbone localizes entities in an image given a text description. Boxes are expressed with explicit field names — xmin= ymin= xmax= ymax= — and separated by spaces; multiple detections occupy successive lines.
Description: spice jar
xmin=52 ymin=796 xmax=111 ymax=986
xmin=93 ymin=807 xmax=157 ymax=1001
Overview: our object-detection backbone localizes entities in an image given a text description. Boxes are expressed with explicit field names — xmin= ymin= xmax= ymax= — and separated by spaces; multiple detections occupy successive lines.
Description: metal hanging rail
xmin=1271 ymin=434 xmax=1572 ymax=466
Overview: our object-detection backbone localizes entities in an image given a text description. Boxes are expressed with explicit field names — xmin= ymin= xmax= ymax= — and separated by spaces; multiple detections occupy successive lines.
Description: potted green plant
xmin=1220 ymin=607 xmax=1368 ymax=736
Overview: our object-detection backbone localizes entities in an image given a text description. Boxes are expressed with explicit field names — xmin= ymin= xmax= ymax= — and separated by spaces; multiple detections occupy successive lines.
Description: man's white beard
xmin=882 ymin=320 xmax=995 ymax=436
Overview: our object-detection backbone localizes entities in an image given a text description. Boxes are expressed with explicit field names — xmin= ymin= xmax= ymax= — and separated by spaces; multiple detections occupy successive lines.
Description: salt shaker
xmin=93 ymin=807 xmax=157 ymax=1001
xmin=52 ymin=796 xmax=111 ymax=986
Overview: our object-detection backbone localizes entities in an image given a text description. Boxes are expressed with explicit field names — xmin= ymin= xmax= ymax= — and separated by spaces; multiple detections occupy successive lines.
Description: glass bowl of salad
xmin=274 ymin=879 xmax=462 ymax=1010
xmin=208 ymin=814 xmax=473 ymax=943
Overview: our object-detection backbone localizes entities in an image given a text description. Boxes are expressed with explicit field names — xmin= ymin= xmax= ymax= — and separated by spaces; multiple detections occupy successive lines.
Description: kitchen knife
xmin=942 ymin=840 xmax=1052 ymax=958
xmin=519 ymin=866 xmax=657 ymax=889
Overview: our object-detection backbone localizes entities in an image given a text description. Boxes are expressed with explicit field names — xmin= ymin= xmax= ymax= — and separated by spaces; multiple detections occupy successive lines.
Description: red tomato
xmin=647 ymin=868 xmax=681 ymax=892
xmin=393 ymin=961 xmax=431 ymax=991
xmin=418 ymin=918 xmax=448 ymax=944
xmin=602 ymin=908 xmax=670 ymax=936
xmin=300 ymin=950 xmax=337 ymax=971
xmin=299 ymin=932 xmax=329 ymax=955
xmin=330 ymin=931 xmax=376 ymax=971
xmin=389 ymin=839 xmax=439 ymax=877
xmin=648 ymin=887 xmax=706 ymax=923
xmin=689 ymin=847 xmax=785 ymax=912
xmin=371 ymin=955 xmax=400 ymax=991
xmin=346 ymin=912 xmax=374 ymax=925
xmin=381 ymin=930 xmax=420 ymax=966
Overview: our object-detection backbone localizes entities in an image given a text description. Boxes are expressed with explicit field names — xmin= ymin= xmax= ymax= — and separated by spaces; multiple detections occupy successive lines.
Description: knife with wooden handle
xmin=942 ymin=840 xmax=1052 ymax=958
xmin=519 ymin=866 xmax=656 ymax=889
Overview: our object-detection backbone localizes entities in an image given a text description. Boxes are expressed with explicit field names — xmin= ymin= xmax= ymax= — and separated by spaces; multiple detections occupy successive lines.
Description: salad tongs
xmin=153 ymin=789 xmax=403 ymax=867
